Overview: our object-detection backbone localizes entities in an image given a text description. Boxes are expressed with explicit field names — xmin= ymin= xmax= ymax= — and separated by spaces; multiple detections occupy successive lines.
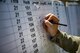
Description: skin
xmin=43 ymin=13 xmax=59 ymax=37
xmin=43 ymin=13 xmax=80 ymax=53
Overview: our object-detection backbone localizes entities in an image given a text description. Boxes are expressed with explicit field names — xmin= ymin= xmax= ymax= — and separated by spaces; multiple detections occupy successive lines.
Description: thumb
xmin=44 ymin=20 xmax=53 ymax=28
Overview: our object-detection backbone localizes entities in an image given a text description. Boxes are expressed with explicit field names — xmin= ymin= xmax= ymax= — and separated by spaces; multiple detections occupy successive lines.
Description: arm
xmin=51 ymin=30 xmax=80 ymax=53
xmin=43 ymin=13 xmax=80 ymax=53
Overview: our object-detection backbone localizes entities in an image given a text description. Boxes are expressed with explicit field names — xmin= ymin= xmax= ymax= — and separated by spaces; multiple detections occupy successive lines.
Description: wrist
xmin=51 ymin=29 xmax=59 ymax=37
xmin=49 ymin=30 xmax=60 ymax=41
xmin=54 ymin=30 xmax=60 ymax=37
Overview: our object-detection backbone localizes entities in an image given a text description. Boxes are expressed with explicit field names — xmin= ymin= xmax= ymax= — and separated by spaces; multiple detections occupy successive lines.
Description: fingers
xmin=43 ymin=13 xmax=59 ymax=36
xmin=45 ymin=13 xmax=59 ymax=23
xmin=42 ymin=21 xmax=47 ymax=31
xmin=43 ymin=13 xmax=59 ymax=32
xmin=48 ymin=14 xmax=59 ymax=23
xmin=45 ymin=13 xmax=51 ymax=20
xmin=43 ymin=20 xmax=53 ymax=32
xmin=44 ymin=20 xmax=53 ymax=29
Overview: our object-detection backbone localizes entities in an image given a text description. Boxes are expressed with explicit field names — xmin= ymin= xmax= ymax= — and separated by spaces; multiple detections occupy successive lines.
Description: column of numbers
xmin=24 ymin=0 xmax=39 ymax=53
xmin=11 ymin=0 xmax=27 ymax=53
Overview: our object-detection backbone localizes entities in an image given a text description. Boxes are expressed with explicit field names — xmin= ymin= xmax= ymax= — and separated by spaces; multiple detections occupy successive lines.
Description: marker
xmin=49 ymin=20 xmax=67 ymax=26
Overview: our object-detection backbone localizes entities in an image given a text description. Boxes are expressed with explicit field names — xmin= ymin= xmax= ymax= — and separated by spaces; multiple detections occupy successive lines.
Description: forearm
xmin=51 ymin=30 xmax=80 ymax=53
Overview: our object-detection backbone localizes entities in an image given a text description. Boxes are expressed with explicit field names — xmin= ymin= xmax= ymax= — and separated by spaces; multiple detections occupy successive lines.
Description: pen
xmin=49 ymin=20 xmax=67 ymax=26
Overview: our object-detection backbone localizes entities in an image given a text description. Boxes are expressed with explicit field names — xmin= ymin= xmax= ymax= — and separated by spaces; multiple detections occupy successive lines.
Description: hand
xmin=43 ymin=13 xmax=59 ymax=37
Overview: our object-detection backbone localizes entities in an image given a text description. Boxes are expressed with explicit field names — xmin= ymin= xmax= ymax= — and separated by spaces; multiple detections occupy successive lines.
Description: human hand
xmin=43 ymin=13 xmax=59 ymax=37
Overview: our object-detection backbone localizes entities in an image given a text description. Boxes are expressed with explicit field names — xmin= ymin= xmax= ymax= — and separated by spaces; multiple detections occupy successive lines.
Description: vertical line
xmin=7 ymin=2 xmax=19 ymax=53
